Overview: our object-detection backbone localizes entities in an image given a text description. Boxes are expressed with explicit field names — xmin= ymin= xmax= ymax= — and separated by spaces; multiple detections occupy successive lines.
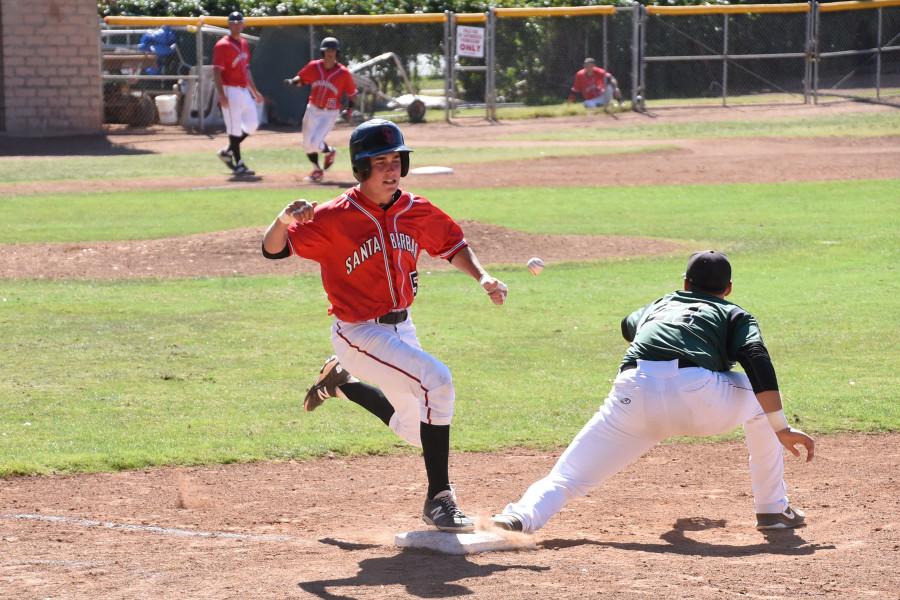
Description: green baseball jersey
xmin=620 ymin=290 xmax=764 ymax=372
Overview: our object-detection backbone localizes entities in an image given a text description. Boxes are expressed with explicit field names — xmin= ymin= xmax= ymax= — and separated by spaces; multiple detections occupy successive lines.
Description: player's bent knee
xmin=421 ymin=380 xmax=455 ymax=425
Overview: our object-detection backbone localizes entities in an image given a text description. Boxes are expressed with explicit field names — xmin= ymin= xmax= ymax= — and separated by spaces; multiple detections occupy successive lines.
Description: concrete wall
xmin=1 ymin=0 xmax=102 ymax=136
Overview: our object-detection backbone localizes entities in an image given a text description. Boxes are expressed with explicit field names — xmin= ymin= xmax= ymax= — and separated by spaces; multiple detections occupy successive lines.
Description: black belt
xmin=375 ymin=310 xmax=407 ymax=325
xmin=620 ymin=358 xmax=699 ymax=373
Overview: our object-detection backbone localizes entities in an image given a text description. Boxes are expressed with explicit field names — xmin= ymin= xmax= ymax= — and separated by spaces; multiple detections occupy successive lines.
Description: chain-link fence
xmin=493 ymin=8 xmax=630 ymax=106
xmin=816 ymin=3 xmax=900 ymax=104
xmin=100 ymin=2 xmax=900 ymax=129
xmin=642 ymin=8 xmax=811 ymax=105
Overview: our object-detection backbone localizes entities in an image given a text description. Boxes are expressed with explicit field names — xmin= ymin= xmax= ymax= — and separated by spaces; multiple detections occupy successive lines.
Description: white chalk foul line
xmin=2 ymin=513 xmax=293 ymax=543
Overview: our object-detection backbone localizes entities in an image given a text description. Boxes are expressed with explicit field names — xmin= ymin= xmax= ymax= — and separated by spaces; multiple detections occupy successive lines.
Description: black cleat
xmin=232 ymin=161 xmax=255 ymax=177
xmin=756 ymin=506 xmax=805 ymax=530
xmin=303 ymin=355 xmax=354 ymax=412
xmin=217 ymin=148 xmax=236 ymax=170
xmin=422 ymin=489 xmax=474 ymax=533
xmin=490 ymin=514 xmax=524 ymax=532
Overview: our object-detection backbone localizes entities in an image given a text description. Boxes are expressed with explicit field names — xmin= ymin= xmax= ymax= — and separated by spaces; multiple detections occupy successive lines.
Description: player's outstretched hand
xmin=282 ymin=78 xmax=294 ymax=87
xmin=480 ymin=274 xmax=508 ymax=306
xmin=279 ymin=200 xmax=317 ymax=226
xmin=776 ymin=427 xmax=815 ymax=463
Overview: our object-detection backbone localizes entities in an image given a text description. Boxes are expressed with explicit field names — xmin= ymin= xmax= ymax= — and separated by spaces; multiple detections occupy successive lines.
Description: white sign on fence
xmin=456 ymin=26 xmax=485 ymax=59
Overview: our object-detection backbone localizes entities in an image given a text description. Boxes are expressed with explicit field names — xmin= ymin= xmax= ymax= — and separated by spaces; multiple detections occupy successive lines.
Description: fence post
xmin=602 ymin=14 xmax=609 ymax=70
xmin=722 ymin=13 xmax=729 ymax=107
xmin=444 ymin=12 xmax=453 ymax=123
xmin=876 ymin=8 xmax=883 ymax=100
xmin=487 ymin=8 xmax=497 ymax=121
xmin=197 ymin=23 xmax=205 ymax=131
xmin=812 ymin=0 xmax=820 ymax=104
xmin=631 ymin=4 xmax=642 ymax=106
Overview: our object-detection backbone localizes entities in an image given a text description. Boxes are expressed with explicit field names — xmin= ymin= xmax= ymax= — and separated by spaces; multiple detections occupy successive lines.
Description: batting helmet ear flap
xmin=400 ymin=152 xmax=410 ymax=177
xmin=352 ymin=158 xmax=370 ymax=182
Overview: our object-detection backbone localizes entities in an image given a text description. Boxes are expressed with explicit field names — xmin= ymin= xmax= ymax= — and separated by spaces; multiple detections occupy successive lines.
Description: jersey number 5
xmin=409 ymin=271 xmax=419 ymax=297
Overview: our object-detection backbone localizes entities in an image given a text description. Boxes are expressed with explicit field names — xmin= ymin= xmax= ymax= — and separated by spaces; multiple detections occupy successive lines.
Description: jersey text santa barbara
xmin=286 ymin=188 xmax=466 ymax=322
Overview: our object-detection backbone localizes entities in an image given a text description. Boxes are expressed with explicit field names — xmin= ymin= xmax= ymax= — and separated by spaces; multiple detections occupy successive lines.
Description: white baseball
xmin=527 ymin=257 xmax=544 ymax=276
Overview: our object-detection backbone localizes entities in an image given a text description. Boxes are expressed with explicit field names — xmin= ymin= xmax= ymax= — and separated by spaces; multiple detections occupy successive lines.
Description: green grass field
xmin=2 ymin=167 xmax=898 ymax=476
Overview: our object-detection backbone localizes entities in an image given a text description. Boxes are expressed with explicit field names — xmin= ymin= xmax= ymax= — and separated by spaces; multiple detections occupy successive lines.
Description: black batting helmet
xmin=227 ymin=11 xmax=244 ymax=23
xmin=320 ymin=37 xmax=340 ymax=54
xmin=349 ymin=119 xmax=413 ymax=182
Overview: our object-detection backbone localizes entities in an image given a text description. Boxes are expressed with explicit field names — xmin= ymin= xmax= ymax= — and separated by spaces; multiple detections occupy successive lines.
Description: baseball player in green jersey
xmin=492 ymin=251 xmax=815 ymax=533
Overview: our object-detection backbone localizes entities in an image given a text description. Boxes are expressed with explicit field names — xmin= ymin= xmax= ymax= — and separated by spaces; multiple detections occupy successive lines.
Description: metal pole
xmin=803 ymin=2 xmax=812 ymax=103
xmin=876 ymin=8 xmax=883 ymax=100
xmin=444 ymin=12 xmax=452 ymax=123
xmin=602 ymin=15 xmax=608 ymax=70
xmin=813 ymin=1 xmax=820 ymax=104
xmin=487 ymin=9 xmax=497 ymax=121
xmin=309 ymin=26 xmax=316 ymax=62
xmin=450 ymin=13 xmax=458 ymax=120
xmin=639 ymin=6 xmax=647 ymax=106
xmin=197 ymin=24 xmax=204 ymax=131
xmin=631 ymin=5 xmax=641 ymax=106
xmin=722 ymin=14 xmax=728 ymax=107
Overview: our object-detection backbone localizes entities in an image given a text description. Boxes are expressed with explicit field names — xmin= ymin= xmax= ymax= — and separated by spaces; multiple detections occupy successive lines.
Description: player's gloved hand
xmin=775 ymin=427 xmax=815 ymax=463
xmin=278 ymin=199 xmax=317 ymax=226
xmin=341 ymin=108 xmax=352 ymax=122
xmin=479 ymin=274 xmax=508 ymax=306
xmin=282 ymin=78 xmax=295 ymax=87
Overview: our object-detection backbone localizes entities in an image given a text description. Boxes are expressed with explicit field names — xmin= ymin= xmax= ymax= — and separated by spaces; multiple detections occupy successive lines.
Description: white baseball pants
xmin=583 ymin=86 xmax=615 ymax=108
xmin=221 ymin=85 xmax=258 ymax=136
xmin=301 ymin=104 xmax=340 ymax=153
xmin=502 ymin=359 xmax=790 ymax=533
xmin=331 ymin=314 xmax=454 ymax=448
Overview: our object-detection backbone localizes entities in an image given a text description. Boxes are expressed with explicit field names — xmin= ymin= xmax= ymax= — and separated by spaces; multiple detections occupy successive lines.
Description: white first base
xmin=408 ymin=166 xmax=454 ymax=175
xmin=395 ymin=530 xmax=534 ymax=555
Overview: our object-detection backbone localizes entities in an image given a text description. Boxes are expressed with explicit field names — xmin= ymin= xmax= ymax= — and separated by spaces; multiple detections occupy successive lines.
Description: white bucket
xmin=155 ymin=94 xmax=179 ymax=125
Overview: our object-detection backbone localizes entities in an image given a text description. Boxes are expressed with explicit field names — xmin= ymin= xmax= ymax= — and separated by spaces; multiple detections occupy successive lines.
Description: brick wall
xmin=1 ymin=0 xmax=102 ymax=136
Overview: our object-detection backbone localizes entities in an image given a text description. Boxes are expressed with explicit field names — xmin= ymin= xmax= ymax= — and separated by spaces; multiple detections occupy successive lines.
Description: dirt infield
xmin=2 ymin=103 xmax=899 ymax=598
xmin=0 ymin=222 xmax=682 ymax=280
xmin=2 ymin=434 xmax=898 ymax=598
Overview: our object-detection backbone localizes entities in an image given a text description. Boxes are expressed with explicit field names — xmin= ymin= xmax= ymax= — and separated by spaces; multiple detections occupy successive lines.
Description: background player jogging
xmin=283 ymin=36 xmax=357 ymax=183
xmin=262 ymin=118 xmax=508 ymax=532
xmin=212 ymin=11 xmax=263 ymax=177
xmin=492 ymin=251 xmax=815 ymax=534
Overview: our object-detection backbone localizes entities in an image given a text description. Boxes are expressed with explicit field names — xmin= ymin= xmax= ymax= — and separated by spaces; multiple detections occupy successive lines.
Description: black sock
xmin=307 ymin=152 xmax=319 ymax=168
xmin=420 ymin=422 xmax=451 ymax=499
xmin=229 ymin=135 xmax=242 ymax=162
xmin=338 ymin=382 xmax=394 ymax=426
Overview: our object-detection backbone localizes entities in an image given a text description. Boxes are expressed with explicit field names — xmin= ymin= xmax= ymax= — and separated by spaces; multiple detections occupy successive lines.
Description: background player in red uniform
xmin=262 ymin=119 xmax=508 ymax=532
xmin=568 ymin=57 xmax=622 ymax=112
xmin=212 ymin=11 xmax=264 ymax=176
xmin=283 ymin=37 xmax=357 ymax=182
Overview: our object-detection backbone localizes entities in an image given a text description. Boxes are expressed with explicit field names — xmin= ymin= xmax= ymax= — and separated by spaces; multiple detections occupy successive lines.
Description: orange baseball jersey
xmin=297 ymin=60 xmax=358 ymax=110
xmin=286 ymin=187 xmax=467 ymax=322
xmin=569 ymin=66 xmax=609 ymax=101
xmin=212 ymin=36 xmax=251 ymax=87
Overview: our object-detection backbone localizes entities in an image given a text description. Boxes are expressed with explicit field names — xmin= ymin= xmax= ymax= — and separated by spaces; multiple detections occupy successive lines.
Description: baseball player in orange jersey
xmin=491 ymin=252 xmax=815 ymax=534
xmin=262 ymin=119 xmax=508 ymax=532
xmin=212 ymin=11 xmax=264 ymax=177
xmin=283 ymin=37 xmax=357 ymax=183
